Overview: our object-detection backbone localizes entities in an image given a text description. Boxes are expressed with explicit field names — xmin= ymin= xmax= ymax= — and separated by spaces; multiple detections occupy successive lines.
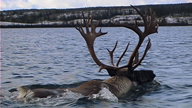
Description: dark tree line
xmin=0 ymin=3 xmax=192 ymax=24
xmin=0 ymin=7 xmax=132 ymax=23
xmin=145 ymin=3 xmax=192 ymax=17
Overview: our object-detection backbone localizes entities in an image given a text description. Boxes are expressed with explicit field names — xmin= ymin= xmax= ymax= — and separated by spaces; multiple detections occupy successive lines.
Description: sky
xmin=1 ymin=0 xmax=192 ymax=11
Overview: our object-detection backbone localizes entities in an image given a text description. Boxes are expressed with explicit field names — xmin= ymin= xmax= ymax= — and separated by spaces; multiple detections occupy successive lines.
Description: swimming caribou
xmin=17 ymin=5 xmax=158 ymax=99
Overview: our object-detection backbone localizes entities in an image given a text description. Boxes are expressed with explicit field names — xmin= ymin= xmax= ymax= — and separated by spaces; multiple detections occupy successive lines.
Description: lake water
xmin=1 ymin=26 xmax=192 ymax=108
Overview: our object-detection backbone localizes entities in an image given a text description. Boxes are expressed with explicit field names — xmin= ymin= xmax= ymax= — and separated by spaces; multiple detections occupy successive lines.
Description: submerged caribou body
xmin=17 ymin=5 xmax=158 ymax=100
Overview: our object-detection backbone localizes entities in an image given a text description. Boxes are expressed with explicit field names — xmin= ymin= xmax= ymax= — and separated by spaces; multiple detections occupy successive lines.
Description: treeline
xmin=137 ymin=3 xmax=192 ymax=17
xmin=0 ymin=7 xmax=133 ymax=23
xmin=1 ymin=3 xmax=192 ymax=25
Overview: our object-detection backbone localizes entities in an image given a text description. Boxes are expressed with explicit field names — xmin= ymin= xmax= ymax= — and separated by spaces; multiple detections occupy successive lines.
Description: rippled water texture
xmin=1 ymin=26 xmax=192 ymax=107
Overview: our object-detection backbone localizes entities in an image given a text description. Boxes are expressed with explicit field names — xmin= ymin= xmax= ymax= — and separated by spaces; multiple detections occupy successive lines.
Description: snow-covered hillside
xmin=1 ymin=3 xmax=192 ymax=27
xmin=1 ymin=15 xmax=192 ymax=26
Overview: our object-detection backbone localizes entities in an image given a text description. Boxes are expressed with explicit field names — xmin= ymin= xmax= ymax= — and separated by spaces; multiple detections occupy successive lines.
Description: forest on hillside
xmin=1 ymin=3 xmax=192 ymax=27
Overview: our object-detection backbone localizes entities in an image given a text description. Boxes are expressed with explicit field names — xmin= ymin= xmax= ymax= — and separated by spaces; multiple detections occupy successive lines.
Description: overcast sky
xmin=1 ymin=0 xmax=192 ymax=11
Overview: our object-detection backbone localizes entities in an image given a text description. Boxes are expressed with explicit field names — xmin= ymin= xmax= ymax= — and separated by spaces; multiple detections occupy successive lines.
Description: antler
xmin=111 ymin=5 xmax=158 ymax=69
xmin=128 ymin=5 xmax=158 ymax=69
xmin=76 ymin=5 xmax=158 ymax=77
xmin=76 ymin=12 xmax=118 ymax=73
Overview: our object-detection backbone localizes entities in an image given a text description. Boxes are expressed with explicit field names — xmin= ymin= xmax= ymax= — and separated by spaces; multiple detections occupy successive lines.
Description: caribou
xmin=17 ymin=5 xmax=158 ymax=99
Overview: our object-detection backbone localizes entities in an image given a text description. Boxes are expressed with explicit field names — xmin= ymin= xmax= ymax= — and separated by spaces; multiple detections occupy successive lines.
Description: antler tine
xmin=97 ymin=28 xmax=108 ymax=37
xmin=132 ymin=51 xmax=139 ymax=66
xmin=131 ymin=5 xmax=149 ymax=29
xmin=87 ymin=11 xmax=91 ymax=24
xmin=133 ymin=38 xmax=151 ymax=69
xmin=76 ymin=22 xmax=86 ymax=37
xmin=82 ymin=12 xmax=90 ymax=33
xmin=147 ymin=10 xmax=158 ymax=35
xmin=116 ymin=42 xmax=129 ymax=67
xmin=90 ymin=14 xmax=97 ymax=33
xmin=107 ymin=41 xmax=118 ymax=66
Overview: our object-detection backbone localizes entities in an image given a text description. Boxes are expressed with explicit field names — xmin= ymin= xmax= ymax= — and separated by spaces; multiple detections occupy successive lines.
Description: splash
xmin=14 ymin=89 xmax=85 ymax=107
xmin=88 ymin=87 xmax=118 ymax=102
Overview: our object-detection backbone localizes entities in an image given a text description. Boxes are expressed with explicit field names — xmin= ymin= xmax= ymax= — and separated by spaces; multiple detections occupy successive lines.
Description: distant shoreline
xmin=1 ymin=3 xmax=192 ymax=29
xmin=1 ymin=24 xmax=191 ymax=28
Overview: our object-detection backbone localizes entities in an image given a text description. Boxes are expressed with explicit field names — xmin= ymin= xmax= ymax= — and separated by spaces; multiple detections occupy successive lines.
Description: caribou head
xmin=76 ymin=5 xmax=158 ymax=82
xmin=17 ymin=6 xmax=158 ymax=99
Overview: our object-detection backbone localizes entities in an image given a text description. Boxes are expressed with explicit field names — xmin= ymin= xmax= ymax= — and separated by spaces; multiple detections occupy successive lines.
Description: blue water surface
xmin=1 ymin=26 xmax=192 ymax=108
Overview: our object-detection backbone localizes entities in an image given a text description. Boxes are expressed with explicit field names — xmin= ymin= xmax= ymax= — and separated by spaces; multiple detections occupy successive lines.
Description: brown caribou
xmin=17 ymin=5 xmax=158 ymax=99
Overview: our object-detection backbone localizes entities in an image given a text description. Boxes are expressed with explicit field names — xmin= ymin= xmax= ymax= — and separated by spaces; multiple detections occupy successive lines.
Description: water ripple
xmin=1 ymin=27 xmax=192 ymax=107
